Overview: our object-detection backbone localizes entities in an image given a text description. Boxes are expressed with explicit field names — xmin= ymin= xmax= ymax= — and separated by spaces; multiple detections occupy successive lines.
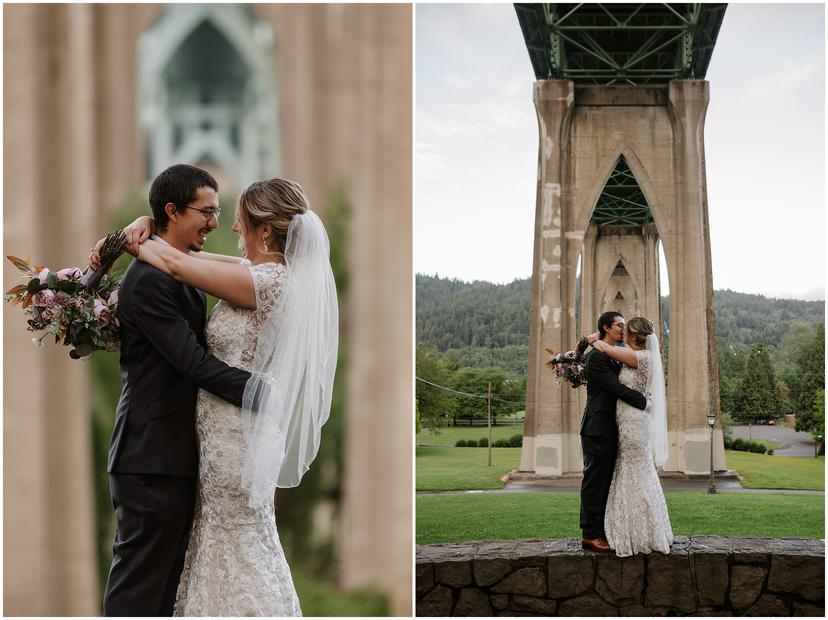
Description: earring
xmin=261 ymin=237 xmax=270 ymax=253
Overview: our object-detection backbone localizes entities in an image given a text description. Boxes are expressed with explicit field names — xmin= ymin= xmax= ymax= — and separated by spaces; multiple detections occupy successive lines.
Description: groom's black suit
xmin=579 ymin=347 xmax=646 ymax=540
xmin=103 ymin=260 xmax=250 ymax=616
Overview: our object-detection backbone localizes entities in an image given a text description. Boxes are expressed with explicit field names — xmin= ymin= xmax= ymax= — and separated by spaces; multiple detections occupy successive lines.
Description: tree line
xmin=416 ymin=274 xmax=825 ymax=441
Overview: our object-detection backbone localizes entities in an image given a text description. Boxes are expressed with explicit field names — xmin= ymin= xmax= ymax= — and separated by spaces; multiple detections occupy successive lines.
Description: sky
xmin=415 ymin=3 xmax=825 ymax=301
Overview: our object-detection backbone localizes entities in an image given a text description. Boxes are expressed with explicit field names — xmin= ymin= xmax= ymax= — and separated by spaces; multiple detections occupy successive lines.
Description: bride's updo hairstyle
xmin=626 ymin=316 xmax=654 ymax=348
xmin=237 ymin=178 xmax=309 ymax=257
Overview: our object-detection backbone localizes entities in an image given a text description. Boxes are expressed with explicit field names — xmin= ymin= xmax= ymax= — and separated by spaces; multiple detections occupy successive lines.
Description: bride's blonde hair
xmin=626 ymin=316 xmax=654 ymax=348
xmin=236 ymin=179 xmax=309 ymax=256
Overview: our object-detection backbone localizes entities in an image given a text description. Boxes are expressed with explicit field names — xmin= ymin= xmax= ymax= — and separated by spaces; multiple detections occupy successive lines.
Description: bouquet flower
xmin=544 ymin=337 xmax=589 ymax=388
xmin=5 ymin=230 xmax=126 ymax=359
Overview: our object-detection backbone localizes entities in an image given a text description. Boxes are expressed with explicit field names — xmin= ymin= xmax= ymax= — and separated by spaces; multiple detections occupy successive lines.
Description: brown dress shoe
xmin=581 ymin=537 xmax=612 ymax=552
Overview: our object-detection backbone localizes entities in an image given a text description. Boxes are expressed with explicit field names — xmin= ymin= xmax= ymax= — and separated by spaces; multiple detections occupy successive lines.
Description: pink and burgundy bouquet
xmin=545 ymin=337 xmax=589 ymax=388
xmin=5 ymin=230 xmax=127 ymax=359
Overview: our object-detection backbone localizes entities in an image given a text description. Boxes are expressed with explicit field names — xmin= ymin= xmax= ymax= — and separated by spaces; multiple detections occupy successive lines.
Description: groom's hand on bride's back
xmin=645 ymin=391 xmax=653 ymax=412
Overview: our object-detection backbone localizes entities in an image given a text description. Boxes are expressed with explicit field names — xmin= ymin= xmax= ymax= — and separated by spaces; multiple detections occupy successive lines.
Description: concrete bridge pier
xmin=520 ymin=80 xmax=726 ymax=477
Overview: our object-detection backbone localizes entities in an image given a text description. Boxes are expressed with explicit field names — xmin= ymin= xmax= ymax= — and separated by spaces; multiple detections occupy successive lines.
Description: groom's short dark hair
xmin=149 ymin=164 xmax=218 ymax=232
xmin=598 ymin=311 xmax=623 ymax=338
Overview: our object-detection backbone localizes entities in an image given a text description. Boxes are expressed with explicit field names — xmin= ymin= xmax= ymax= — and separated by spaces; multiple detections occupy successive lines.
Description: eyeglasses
xmin=184 ymin=206 xmax=221 ymax=221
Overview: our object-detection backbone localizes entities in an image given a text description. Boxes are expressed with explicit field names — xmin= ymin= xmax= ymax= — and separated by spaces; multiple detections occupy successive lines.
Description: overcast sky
xmin=415 ymin=3 xmax=825 ymax=301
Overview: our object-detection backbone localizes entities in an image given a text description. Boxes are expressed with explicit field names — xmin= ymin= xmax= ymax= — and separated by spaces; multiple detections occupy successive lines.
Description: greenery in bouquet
xmin=545 ymin=345 xmax=587 ymax=388
xmin=5 ymin=255 xmax=122 ymax=359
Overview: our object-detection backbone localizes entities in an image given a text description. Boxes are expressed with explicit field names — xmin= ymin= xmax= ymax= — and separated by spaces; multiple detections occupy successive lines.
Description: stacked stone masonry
xmin=416 ymin=537 xmax=824 ymax=616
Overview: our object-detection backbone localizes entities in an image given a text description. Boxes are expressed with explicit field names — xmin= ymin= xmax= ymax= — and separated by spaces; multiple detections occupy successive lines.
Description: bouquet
xmin=5 ymin=230 xmax=127 ymax=359
xmin=544 ymin=337 xmax=589 ymax=388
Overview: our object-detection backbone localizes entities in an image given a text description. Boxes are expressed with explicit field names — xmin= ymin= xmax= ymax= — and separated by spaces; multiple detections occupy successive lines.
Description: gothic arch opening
xmin=138 ymin=5 xmax=280 ymax=189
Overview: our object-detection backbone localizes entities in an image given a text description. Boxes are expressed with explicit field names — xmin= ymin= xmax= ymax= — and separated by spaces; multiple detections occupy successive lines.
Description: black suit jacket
xmin=580 ymin=347 xmax=647 ymax=437
xmin=107 ymin=260 xmax=251 ymax=476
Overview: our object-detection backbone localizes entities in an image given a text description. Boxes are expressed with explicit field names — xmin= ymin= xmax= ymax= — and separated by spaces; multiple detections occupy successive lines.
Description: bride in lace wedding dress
xmin=128 ymin=178 xmax=337 ymax=616
xmin=590 ymin=316 xmax=673 ymax=557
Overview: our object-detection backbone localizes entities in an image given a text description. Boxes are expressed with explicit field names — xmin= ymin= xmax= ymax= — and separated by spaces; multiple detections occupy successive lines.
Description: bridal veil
xmin=241 ymin=210 xmax=339 ymax=507
xmin=646 ymin=334 xmax=669 ymax=466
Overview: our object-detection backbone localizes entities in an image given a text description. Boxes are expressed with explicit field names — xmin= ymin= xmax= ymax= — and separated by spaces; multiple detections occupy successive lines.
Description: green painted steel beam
xmin=590 ymin=158 xmax=653 ymax=226
xmin=515 ymin=3 xmax=727 ymax=84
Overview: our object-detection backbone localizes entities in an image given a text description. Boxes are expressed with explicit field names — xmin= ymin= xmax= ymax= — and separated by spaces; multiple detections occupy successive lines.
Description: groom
xmin=102 ymin=164 xmax=251 ymax=616
xmin=579 ymin=311 xmax=648 ymax=552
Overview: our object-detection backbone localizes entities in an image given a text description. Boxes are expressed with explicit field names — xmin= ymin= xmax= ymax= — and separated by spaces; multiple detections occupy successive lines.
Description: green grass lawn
xmin=417 ymin=425 xmax=523 ymax=446
xmin=726 ymin=450 xmax=824 ymax=490
xmin=416 ymin=492 xmax=825 ymax=545
xmin=417 ymin=447 xmax=521 ymax=490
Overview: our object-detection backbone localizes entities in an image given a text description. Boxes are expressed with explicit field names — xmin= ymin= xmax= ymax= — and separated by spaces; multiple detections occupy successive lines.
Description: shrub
xmin=455 ymin=440 xmax=467 ymax=448
xmin=478 ymin=437 xmax=488 ymax=448
xmin=466 ymin=439 xmax=478 ymax=448
xmin=723 ymin=435 xmax=733 ymax=449
xmin=510 ymin=434 xmax=523 ymax=448
xmin=731 ymin=438 xmax=745 ymax=451
xmin=767 ymin=449 xmax=774 ymax=456
xmin=493 ymin=439 xmax=510 ymax=448
xmin=748 ymin=441 xmax=767 ymax=454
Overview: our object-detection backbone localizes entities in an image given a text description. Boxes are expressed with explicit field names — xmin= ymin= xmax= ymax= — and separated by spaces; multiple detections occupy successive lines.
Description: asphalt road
xmin=731 ymin=424 xmax=818 ymax=457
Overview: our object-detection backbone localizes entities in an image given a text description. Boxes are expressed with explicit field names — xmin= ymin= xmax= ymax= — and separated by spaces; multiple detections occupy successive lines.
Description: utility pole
xmin=487 ymin=382 xmax=493 ymax=467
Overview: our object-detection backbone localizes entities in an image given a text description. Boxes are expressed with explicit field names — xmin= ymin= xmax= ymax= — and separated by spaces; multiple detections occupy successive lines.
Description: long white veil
xmin=240 ymin=210 xmax=339 ymax=507
xmin=646 ymin=333 xmax=669 ymax=466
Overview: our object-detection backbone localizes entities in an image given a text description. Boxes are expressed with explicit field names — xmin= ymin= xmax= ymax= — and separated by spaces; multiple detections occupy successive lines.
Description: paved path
xmin=731 ymin=424 xmax=818 ymax=457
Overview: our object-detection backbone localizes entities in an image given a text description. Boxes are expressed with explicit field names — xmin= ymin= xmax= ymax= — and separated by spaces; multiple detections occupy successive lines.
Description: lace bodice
xmin=618 ymin=349 xmax=650 ymax=393
xmin=174 ymin=260 xmax=301 ymax=616
xmin=204 ymin=261 xmax=285 ymax=370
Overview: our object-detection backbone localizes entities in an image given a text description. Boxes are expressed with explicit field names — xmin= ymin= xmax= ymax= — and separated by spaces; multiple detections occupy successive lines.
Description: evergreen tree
xmin=735 ymin=344 xmax=780 ymax=421
xmin=794 ymin=323 xmax=825 ymax=432
xmin=809 ymin=390 xmax=824 ymax=450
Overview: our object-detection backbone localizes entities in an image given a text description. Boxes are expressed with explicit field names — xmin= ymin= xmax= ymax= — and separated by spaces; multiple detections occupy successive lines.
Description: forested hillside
xmin=417 ymin=274 xmax=824 ymax=360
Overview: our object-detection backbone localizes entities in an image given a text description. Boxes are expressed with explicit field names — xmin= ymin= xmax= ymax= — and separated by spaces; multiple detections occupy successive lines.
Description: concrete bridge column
xmin=663 ymin=81 xmax=725 ymax=473
xmin=521 ymin=80 xmax=725 ymax=477
xmin=4 ymin=4 xmax=100 ymax=615
xmin=520 ymin=80 xmax=582 ymax=477
xmin=580 ymin=223 xmax=661 ymax=332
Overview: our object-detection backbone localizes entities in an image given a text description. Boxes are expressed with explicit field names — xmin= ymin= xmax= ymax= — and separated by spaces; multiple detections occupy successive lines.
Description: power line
xmin=415 ymin=376 xmax=526 ymax=405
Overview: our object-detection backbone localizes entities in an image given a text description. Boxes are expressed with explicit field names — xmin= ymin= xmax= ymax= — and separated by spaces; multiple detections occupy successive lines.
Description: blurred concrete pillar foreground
xmin=4 ymin=4 xmax=100 ymax=615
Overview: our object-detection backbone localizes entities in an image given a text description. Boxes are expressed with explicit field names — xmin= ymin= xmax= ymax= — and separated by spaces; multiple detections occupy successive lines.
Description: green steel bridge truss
xmin=515 ymin=3 xmax=727 ymax=85
xmin=592 ymin=157 xmax=653 ymax=225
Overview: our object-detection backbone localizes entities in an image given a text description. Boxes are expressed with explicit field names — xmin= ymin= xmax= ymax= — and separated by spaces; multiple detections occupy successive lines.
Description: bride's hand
xmin=587 ymin=331 xmax=600 ymax=346
xmin=592 ymin=338 xmax=607 ymax=352
xmin=123 ymin=215 xmax=156 ymax=256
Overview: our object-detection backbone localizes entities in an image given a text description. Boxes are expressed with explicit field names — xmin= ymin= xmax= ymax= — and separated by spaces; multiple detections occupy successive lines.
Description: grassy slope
xmin=726 ymin=450 xmax=824 ymax=490
xmin=416 ymin=447 xmax=521 ymax=491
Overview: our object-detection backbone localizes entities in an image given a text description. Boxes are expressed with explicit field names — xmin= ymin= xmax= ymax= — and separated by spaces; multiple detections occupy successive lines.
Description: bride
xmin=588 ymin=316 xmax=673 ymax=557
xmin=117 ymin=178 xmax=337 ymax=615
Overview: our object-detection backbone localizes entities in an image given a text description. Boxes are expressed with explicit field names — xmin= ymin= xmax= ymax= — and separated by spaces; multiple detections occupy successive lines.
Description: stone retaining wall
xmin=416 ymin=537 xmax=824 ymax=616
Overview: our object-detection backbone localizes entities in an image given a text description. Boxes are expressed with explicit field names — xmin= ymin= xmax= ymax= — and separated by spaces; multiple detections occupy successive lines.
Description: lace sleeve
xmin=249 ymin=262 xmax=285 ymax=320
xmin=636 ymin=349 xmax=650 ymax=391
xmin=240 ymin=262 xmax=286 ymax=367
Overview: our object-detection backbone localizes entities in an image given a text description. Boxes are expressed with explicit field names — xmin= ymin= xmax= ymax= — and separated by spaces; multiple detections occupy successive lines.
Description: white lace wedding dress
xmin=605 ymin=349 xmax=673 ymax=557
xmin=174 ymin=261 xmax=302 ymax=617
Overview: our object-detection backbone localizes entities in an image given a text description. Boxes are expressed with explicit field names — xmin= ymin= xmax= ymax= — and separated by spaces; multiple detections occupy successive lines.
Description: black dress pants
xmin=103 ymin=474 xmax=196 ymax=617
xmin=579 ymin=433 xmax=618 ymax=540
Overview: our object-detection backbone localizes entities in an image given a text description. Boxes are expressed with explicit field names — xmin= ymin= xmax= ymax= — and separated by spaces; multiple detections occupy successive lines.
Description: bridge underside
xmin=516 ymin=3 xmax=726 ymax=85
